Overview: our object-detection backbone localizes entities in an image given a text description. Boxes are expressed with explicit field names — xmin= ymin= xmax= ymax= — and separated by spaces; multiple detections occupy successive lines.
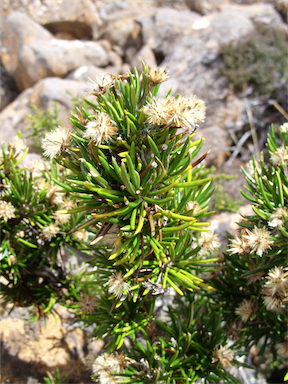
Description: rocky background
xmin=0 ymin=0 xmax=287 ymax=383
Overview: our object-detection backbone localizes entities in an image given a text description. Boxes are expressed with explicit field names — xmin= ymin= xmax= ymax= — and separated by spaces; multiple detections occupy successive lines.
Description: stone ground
xmin=0 ymin=304 xmax=103 ymax=383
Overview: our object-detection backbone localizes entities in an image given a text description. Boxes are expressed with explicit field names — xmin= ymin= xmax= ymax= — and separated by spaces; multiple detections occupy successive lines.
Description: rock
xmin=276 ymin=0 xmax=288 ymax=22
xmin=185 ymin=0 xmax=224 ymax=14
xmin=1 ymin=12 xmax=109 ymax=90
xmin=222 ymin=3 xmax=284 ymax=26
xmin=0 ymin=304 xmax=97 ymax=383
xmin=101 ymin=16 xmax=142 ymax=49
xmin=137 ymin=7 xmax=201 ymax=56
xmin=127 ymin=44 xmax=157 ymax=73
xmin=66 ymin=64 xmax=127 ymax=83
xmin=0 ymin=62 xmax=19 ymax=111
xmin=0 ymin=78 xmax=92 ymax=145
xmin=1 ymin=0 xmax=102 ymax=40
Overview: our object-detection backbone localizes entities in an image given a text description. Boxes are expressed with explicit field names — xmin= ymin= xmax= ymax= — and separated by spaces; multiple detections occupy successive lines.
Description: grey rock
xmin=1 ymin=12 xmax=109 ymax=90
xmin=127 ymin=44 xmax=157 ymax=73
xmin=0 ymin=78 xmax=91 ymax=145
xmin=1 ymin=0 xmax=102 ymax=40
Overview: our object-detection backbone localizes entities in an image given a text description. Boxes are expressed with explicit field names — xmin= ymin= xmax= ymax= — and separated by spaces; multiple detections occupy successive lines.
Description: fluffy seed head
xmin=279 ymin=122 xmax=288 ymax=133
xmin=84 ymin=113 xmax=118 ymax=145
xmin=268 ymin=207 xmax=288 ymax=228
xmin=270 ymin=146 xmax=288 ymax=165
xmin=262 ymin=290 xmax=283 ymax=313
xmin=142 ymin=96 xmax=172 ymax=126
xmin=0 ymin=200 xmax=16 ymax=222
xmin=243 ymin=226 xmax=273 ymax=256
xmin=235 ymin=299 xmax=255 ymax=323
xmin=147 ymin=66 xmax=169 ymax=86
xmin=79 ymin=293 xmax=96 ymax=315
xmin=53 ymin=210 xmax=71 ymax=225
xmin=92 ymin=353 xmax=121 ymax=376
xmin=42 ymin=222 xmax=60 ymax=241
xmin=264 ymin=266 xmax=288 ymax=296
xmin=108 ymin=271 xmax=130 ymax=299
xmin=42 ymin=127 xmax=71 ymax=159
xmin=9 ymin=136 xmax=26 ymax=154
xmin=198 ymin=231 xmax=220 ymax=253
xmin=212 ymin=345 xmax=234 ymax=366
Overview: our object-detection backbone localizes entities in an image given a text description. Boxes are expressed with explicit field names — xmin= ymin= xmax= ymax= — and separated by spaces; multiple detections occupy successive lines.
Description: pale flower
xmin=88 ymin=74 xmax=114 ymax=96
xmin=92 ymin=353 xmax=121 ymax=376
xmin=147 ymin=66 xmax=169 ymax=86
xmin=79 ymin=293 xmax=96 ymax=315
xmin=42 ymin=222 xmax=60 ymax=241
xmin=9 ymin=136 xmax=26 ymax=154
xmin=245 ymin=159 xmax=261 ymax=178
xmin=198 ymin=231 xmax=220 ymax=253
xmin=84 ymin=113 xmax=118 ymax=145
xmin=73 ymin=229 xmax=88 ymax=241
xmin=264 ymin=266 xmax=288 ymax=296
xmin=42 ymin=126 xmax=71 ymax=159
xmin=279 ymin=122 xmax=288 ymax=133
xmin=142 ymin=96 xmax=172 ymax=126
xmin=243 ymin=226 xmax=273 ymax=256
xmin=228 ymin=235 xmax=250 ymax=255
xmin=212 ymin=345 xmax=234 ymax=366
xmin=28 ymin=159 xmax=46 ymax=178
xmin=108 ymin=271 xmax=130 ymax=298
xmin=46 ymin=185 xmax=64 ymax=205
xmin=0 ymin=200 xmax=16 ymax=222
xmin=268 ymin=206 xmax=288 ymax=228
xmin=270 ymin=146 xmax=288 ymax=166
xmin=235 ymin=299 xmax=255 ymax=323
xmin=168 ymin=95 xmax=206 ymax=130
xmin=53 ymin=210 xmax=71 ymax=225
xmin=185 ymin=201 xmax=201 ymax=214
xmin=262 ymin=290 xmax=283 ymax=313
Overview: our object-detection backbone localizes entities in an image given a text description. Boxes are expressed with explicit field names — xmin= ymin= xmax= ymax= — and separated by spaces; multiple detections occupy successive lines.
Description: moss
xmin=219 ymin=23 xmax=288 ymax=96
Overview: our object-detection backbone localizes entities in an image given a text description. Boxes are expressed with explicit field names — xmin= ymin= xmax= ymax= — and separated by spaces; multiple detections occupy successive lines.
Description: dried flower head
xmin=73 ymin=229 xmax=88 ymax=241
xmin=212 ymin=345 xmax=234 ymax=366
xmin=84 ymin=113 xmax=118 ymax=145
xmin=42 ymin=222 xmax=60 ymax=241
xmin=279 ymin=122 xmax=288 ymax=133
xmin=228 ymin=234 xmax=250 ymax=255
xmin=270 ymin=145 xmax=288 ymax=165
xmin=9 ymin=136 xmax=26 ymax=154
xmin=185 ymin=200 xmax=201 ymax=214
xmin=268 ymin=206 xmax=288 ymax=228
xmin=108 ymin=271 xmax=130 ymax=299
xmin=88 ymin=74 xmax=114 ymax=96
xmin=0 ymin=200 xmax=16 ymax=222
xmin=245 ymin=261 xmax=265 ymax=285
xmin=198 ymin=231 xmax=220 ymax=253
xmin=169 ymin=95 xmax=206 ymax=130
xmin=79 ymin=293 xmax=97 ymax=315
xmin=142 ymin=96 xmax=172 ymax=126
xmin=62 ymin=199 xmax=75 ymax=210
xmin=92 ymin=353 xmax=121 ymax=376
xmin=46 ymin=185 xmax=64 ymax=205
xmin=42 ymin=127 xmax=71 ymax=159
xmin=264 ymin=266 xmax=288 ymax=296
xmin=235 ymin=299 xmax=255 ymax=323
xmin=27 ymin=159 xmax=46 ymax=178
xmin=262 ymin=290 xmax=283 ymax=313
xmin=147 ymin=66 xmax=169 ymax=86
xmin=35 ymin=177 xmax=47 ymax=191
xmin=245 ymin=159 xmax=261 ymax=178
xmin=243 ymin=226 xmax=273 ymax=256
xmin=53 ymin=210 xmax=71 ymax=225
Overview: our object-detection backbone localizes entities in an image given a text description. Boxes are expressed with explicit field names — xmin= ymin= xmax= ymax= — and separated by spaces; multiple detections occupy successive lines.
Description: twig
xmin=269 ymin=99 xmax=288 ymax=120
xmin=226 ymin=130 xmax=251 ymax=165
